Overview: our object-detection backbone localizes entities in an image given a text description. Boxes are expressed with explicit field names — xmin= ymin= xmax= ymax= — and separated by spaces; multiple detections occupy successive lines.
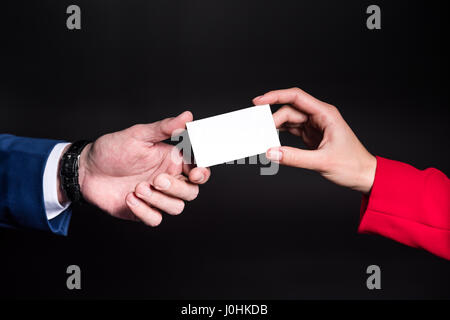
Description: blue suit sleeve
xmin=0 ymin=134 xmax=72 ymax=235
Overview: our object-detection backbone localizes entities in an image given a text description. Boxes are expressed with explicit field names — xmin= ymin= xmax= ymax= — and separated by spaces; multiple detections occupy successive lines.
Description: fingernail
xmin=193 ymin=172 xmax=204 ymax=183
xmin=254 ymin=95 xmax=264 ymax=101
xmin=266 ymin=148 xmax=282 ymax=161
xmin=155 ymin=176 xmax=171 ymax=190
xmin=127 ymin=194 xmax=140 ymax=207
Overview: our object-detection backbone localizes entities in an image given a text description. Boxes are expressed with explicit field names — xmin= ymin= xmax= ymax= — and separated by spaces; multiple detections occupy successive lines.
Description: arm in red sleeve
xmin=358 ymin=156 xmax=450 ymax=260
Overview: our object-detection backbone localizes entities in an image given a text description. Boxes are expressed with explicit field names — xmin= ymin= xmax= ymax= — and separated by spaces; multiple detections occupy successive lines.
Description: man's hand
xmin=67 ymin=111 xmax=210 ymax=226
xmin=253 ymin=88 xmax=376 ymax=194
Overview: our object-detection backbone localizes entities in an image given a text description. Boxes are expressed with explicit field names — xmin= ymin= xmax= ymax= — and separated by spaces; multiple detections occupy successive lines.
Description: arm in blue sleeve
xmin=0 ymin=134 xmax=72 ymax=235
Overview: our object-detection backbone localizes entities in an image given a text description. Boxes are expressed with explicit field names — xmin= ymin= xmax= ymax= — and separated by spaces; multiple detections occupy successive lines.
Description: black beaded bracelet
xmin=60 ymin=140 xmax=91 ymax=203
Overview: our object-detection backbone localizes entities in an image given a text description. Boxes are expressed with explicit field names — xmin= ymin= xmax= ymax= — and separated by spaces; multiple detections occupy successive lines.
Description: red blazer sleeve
xmin=358 ymin=156 xmax=450 ymax=260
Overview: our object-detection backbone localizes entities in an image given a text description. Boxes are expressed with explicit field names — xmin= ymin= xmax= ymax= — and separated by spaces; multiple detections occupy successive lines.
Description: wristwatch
xmin=60 ymin=140 xmax=91 ymax=203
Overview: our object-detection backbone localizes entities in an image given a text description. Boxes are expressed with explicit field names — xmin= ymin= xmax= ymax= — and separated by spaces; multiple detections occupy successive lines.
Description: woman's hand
xmin=254 ymin=87 xmax=376 ymax=194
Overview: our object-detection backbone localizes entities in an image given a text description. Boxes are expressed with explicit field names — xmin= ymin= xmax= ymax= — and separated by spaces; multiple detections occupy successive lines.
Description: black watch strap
xmin=60 ymin=140 xmax=91 ymax=203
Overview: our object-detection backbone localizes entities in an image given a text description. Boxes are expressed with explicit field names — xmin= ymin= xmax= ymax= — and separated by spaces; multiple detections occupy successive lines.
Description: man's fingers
xmin=266 ymin=146 xmax=324 ymax=171
xmin=272 ymin=105 xmax=308 ymax=128
xmin=184 ymin=166 xmax=211 ymax=184
xmin=126 ymin=193 xmax=163 ymax=226
xmin=135 ymin=182 xmax=185 ymax=215
xmin=136 ymin=111 xmax=193 ymax=143
xmin=153 ymin=173 xmax=199 ymax=201
xmin=253 ymin=87 xmax=325 ymax=115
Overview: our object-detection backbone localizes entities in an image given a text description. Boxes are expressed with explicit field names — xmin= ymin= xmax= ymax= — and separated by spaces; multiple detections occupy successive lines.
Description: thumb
xmin=266 ymin=146 xmax=323 ymax=171
xmin=143 ymin=111 xmax=193 ymax=143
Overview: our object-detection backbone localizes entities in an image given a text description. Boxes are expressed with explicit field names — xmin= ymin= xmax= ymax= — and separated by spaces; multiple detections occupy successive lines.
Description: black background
xmin=0 ymin=0 xmax=449 ymax=299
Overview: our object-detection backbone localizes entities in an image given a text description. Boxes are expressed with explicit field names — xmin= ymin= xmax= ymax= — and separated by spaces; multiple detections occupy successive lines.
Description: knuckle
xmin=169 ymin=148 xmax=183 ymax=164
xmin=327 ymin=104 xmax=341 ymax=117
xmin=319 ymin=113 xmax=329 ymax=125
xmin=291 ymin=87 xmax=302 ymax=95
xmin=160 ymin=118 xmax=172 ymax=135
xmin=136 ymin=182 xmax=149 ymax=195
xmin=283 ymin=150 xmax=296 ymax=164
xmin=319 ymin=104 xmax=341 ymax=126
xmin=128 ymin=124 xmax=145 ymax=135
xmin=291 ymin=152 xmax=302 ymax=164
xmin=279 ymin=105 xmax=291 ymax=113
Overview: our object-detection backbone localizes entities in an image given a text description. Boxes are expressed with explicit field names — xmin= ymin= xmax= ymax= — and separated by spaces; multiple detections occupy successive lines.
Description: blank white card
xmin=186 ymin=105 xmax=280 ymax=167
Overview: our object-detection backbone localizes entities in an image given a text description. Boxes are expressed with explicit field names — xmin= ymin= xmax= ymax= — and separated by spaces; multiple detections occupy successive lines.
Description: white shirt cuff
xmin=43 ymin=142 xmax=71 ymax=220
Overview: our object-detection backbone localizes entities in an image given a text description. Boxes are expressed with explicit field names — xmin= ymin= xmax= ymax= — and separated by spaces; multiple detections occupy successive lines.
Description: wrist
xmin=59 ymin=140 xmax=92 ymax=204
xmin=358 ymin=154 xmax=377 ymax=194
xmin=78 ymin=142 xmax=93 ymax=202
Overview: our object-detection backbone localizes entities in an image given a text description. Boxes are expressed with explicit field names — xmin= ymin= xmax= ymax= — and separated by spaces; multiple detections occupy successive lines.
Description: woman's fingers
xmin=272 ymin=105 xmax=308 ymax=128
xmin=126 ymin=193 xmax=163 ymax=226
xmin=253 ymin=87 xmax=325 ymax=115
xmin=266 ymin=146 xmax=325 ymax=171
xmin=153 ymin=173 xmax=199 ymax=201
xmin=288 ymin=127 xmax=303 ymax=137
xmin=135 ymin=182 xmax=185 ymax=215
